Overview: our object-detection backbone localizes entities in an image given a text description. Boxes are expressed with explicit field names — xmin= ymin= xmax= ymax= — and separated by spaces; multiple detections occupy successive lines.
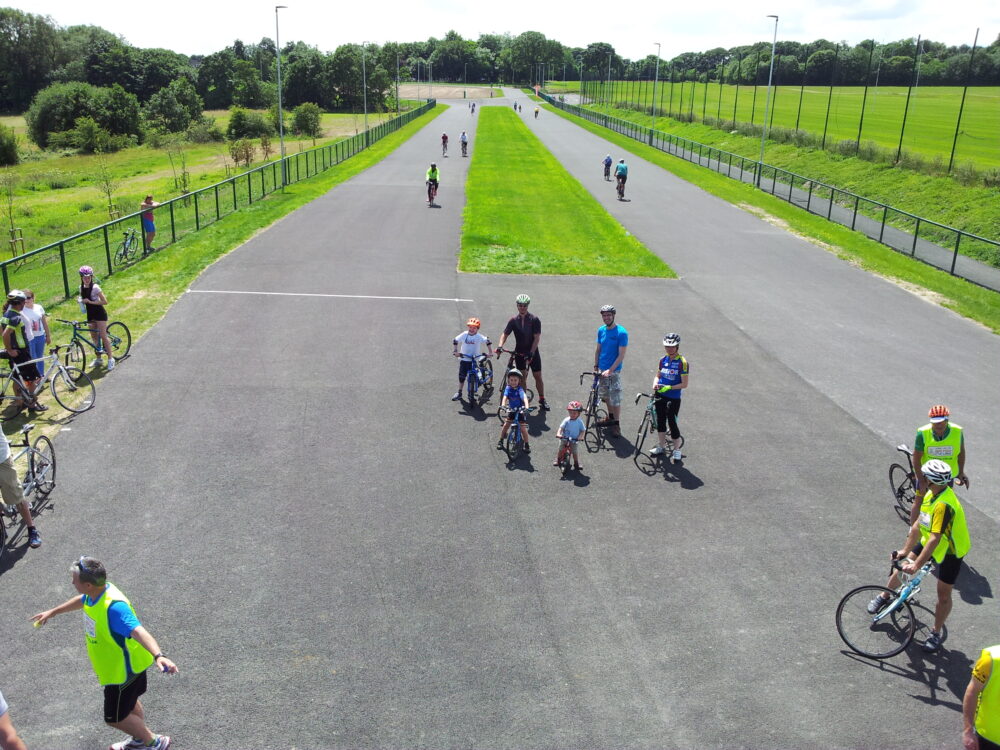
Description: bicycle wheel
xmin=584 ymin=408 xmax=608 ymax=453
xmin=634 ymin=412 xmax=652 ymax=456
xmin=29 ymin=435 xmax=56 ymax=500
xmin=106 ymin=322 xmax=132 ymax=359
xmin=114 ymin=242 xmax=128 ymax=265
xmin=466 ymin=373 xmax=478 ymax=406
xmin=505 ymin=432 xmax=522 ymax=461
xmin=50 ymin=366 xmax=95 ymax=413
xmin=889 ymin=463 xmax=915 ymax=515
xmin=64 ymin=340 xmax=86 ymax=374
xmin=836 ymin=585 xmax=915 ymax=659
xmin=480 ymin=359 xmax=493 ymax=388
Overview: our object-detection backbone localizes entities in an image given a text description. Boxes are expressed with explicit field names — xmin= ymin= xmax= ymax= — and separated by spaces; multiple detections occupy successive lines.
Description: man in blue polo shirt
xmin=594 ymin=304 xmax=628 ymax=437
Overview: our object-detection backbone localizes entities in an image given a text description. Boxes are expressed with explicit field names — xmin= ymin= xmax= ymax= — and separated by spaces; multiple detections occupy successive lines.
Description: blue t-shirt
xmin=559 ymin=417 xmax=586 ymax=440
xmin=503 ymin=385 xmax=527 ymax=410
xmin=615 ymin=163 xmax=628 ymax=177
xmin=656 ymin=354 xmax=689 ymax=399
xmin=596 ymin=325 xmax=628 ymax=372
xmin=82 ymin=589 xmax=142 ymax=639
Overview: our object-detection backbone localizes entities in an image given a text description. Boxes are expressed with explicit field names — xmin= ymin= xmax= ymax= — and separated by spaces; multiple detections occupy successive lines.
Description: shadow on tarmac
xmin=633 ymin=453 xmax=705 ymax=489
xmin=955 ymin=563 xmax=993 ymax=605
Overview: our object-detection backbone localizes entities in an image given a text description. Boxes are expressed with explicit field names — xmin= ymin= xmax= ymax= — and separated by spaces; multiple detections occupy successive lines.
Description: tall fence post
xmin=911 ymin=218 xmax=921 ymax=255
xmin=951 ymin=234 xmax=962 ymax=274
xmin=59 ymin=242 xmax=69 ymax=298
xmin=103 ymin=226 xmax=112 ymax=273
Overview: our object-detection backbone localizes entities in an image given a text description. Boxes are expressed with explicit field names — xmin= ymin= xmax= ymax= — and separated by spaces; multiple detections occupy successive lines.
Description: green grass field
xmin=0 ymin=109 xmax=411 ymax=257
xmin=581 ymin=81 xmax=1000 ymax=168
xmin=461 ymin=107 xmax=672 ymax=277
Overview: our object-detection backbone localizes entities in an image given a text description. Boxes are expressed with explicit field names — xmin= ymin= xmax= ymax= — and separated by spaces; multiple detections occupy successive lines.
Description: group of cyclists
xmin=440 ymin=131 xmax=469 ymax=158
xmin=449 ymin=296 xmax=689 ymax=473
xmin=601 ymin=155 xmax=628 ymax=199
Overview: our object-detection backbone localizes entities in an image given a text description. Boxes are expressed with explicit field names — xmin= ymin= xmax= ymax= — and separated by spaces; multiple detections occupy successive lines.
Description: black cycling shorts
xmin=912 ymin=545 xmax=964 ymax=586
xmin=512 ymin=351 xmax=541 ymax=373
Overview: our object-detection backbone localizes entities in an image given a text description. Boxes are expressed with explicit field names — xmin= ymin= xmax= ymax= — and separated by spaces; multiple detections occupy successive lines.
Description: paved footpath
xmin=0 ymin=94 xmax=996 ymax=748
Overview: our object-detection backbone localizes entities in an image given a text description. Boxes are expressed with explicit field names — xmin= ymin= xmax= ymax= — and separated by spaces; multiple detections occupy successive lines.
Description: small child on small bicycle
xmin=498 ymin=369 xmax=531 ymax=453
xmin=554 ymin=401 xmax=585 ymax=470
xmin=452 ymin=317 xmax=492 ymax=401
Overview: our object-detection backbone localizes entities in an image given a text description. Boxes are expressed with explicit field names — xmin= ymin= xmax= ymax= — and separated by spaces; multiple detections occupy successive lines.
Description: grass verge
xmin=5 ymin=105 xmax=446 ymax=435
xmin=542 ymin=101 xmax=1000 ymax=333
xmin=461 ymin=107 xmax=672 ymax=278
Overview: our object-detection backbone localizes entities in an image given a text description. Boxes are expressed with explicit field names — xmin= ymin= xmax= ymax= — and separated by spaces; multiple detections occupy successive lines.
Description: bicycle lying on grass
xmin=835 ymin=556 xmax=932 ymax=659
xmin=0 ymin=347 xmax=95 ymax=414
xmin=0 ymin=423 xmax=56 ymax=561
xmin=633 ymin=392 xmax=684 ymax=466
xmin=56 ymin=319 xmax=131 ymax=373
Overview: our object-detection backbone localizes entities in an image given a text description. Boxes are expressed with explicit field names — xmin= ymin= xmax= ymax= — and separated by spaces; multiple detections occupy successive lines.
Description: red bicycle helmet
xmin=928 ymin=404 xmax=950 ymax=422
xmin=567 ymin=401 xmax=583 ymax=411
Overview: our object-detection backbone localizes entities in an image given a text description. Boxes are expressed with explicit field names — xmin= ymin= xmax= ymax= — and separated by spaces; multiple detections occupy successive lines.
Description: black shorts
xmin=912 ymin=545 xmax=964 ymax=586
xmin=512 ymin=351 xmax=541 ymax=373
xmin=87 ymin=306 xmax=108 ymax=323
xmin=10 ymin=349 xmax=39 ymax=381
xmin=103 ymin=670 xmax=147 ymax=723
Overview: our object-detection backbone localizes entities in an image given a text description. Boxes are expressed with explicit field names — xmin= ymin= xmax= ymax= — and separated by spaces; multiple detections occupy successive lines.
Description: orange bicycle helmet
xmin=466 ymin=317 xmax=481 ymax=328
xmin=928 ymin=404 xmax=950 ymax=422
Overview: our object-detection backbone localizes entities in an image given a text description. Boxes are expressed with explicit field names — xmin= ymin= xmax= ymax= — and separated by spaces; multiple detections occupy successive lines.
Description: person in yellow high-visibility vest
xmin=32 ymin=557 xmax=179 ymax=750
xmin=910 ymin=404 xmax=969 ymax=525
xmin=963 ymin=645 xmax=1000 ymax=750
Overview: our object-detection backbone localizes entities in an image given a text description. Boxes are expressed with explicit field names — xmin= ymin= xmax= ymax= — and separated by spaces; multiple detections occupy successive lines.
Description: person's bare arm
xmin=32 ymin=595 xmax=84 ymax=625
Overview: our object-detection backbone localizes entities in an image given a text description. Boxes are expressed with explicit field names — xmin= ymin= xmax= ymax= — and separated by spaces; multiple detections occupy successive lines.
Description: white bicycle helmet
xmin=921 ymin=459 xmax=952 ymax=485
xmin=663 ymin=333 xmax=680 ymax=346
xmin=515 ymin=293 xmax=531 ymax=305
xmin=600 ymin=304 xmax=616 ymax=314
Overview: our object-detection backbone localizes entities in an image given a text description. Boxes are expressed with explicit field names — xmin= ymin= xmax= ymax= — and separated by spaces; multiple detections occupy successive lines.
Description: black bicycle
xmin=426 ymin=180 xmax=439 ymax=204
xmin=495 ymin=348 xmax=534 ymax=404
xmin=616 ymin=175 xmax=626 ymax=200
xmin=603 ymin=161 xmax=611 ymax=181
xmin=579 ymin=371 xmax=613 ymax=453
xmin=461 ymin=140 xmax=468 ymax=157
xmin=633 ymin=392 xmax=684 ymax=466
xmin=889 ymin=444 xmax=917 ymax=518
xmin=114 ymin=228 xmax=140 ymax=266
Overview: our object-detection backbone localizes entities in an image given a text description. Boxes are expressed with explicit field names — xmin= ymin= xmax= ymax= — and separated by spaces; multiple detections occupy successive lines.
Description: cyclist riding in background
xmin=441 ymin=132 xmax=449 ymax=156
xmin=615 ymin=158 xmax=628 ymax=194
xmin=426 ymin=162 xmax=440 ymax=203
xmin=460 ymin=130 xmax=468 ymax=156
xmin=603 ymin=155 xmax=613 ymax=181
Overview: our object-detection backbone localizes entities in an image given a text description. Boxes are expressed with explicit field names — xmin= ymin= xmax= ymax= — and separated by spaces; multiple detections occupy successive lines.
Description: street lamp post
xmin=757 ymin=14 xmax=779 ymax=188
xmin=274 ymin=5 xmax=287 ymax=187
xmin=651 ymin=42 xmax=661 ymax=144
xmin=361 ymin=42 xmax=369 ymax=146
xmin=396 ymin=53 xmax=400 ymax=115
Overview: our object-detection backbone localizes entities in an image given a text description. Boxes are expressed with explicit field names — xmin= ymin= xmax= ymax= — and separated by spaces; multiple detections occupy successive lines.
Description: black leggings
xmin=654 ymin=396 xmax=681 ymax=439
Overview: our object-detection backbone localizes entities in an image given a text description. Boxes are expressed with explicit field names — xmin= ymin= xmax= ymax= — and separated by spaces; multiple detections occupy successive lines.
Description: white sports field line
xmin=188 ymin=289 xmax=473 ymax=302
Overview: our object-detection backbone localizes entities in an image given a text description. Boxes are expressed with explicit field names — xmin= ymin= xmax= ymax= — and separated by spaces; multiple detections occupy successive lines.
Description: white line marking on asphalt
xmin=188 ymin=289 xmax=473 ymax=302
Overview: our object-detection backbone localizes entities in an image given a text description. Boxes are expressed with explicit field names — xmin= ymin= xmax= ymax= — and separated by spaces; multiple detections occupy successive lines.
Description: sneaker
xmin=552 ymin=459 xmax=561 ymax=467
xmin=28 ymin=401 xmax=48 ymax=412
xmin=27 ymin=527 xmax=41 ymax=549
xmin=107 ymin=357 xmax=116 ymax=370
xmin=539 ymin=399 xmax=550 ymax=411
xmin=93 ymin=358 xmax=103 ymax=369
xmin=523 ymin=443 xmax=530 ymax=454
xmin=671 ymin=448 xmax=682 ymax=461
xmin=649 ymin=445 xmax=665 ymax=456
xmin=922 ymin=631 xmax=943 ymax=653
xmin=151 ymin=736 xmax=171 ymax=750
xmin=867 ymin=594 xmax=889 ymax=614
xmin=496 ymin=439 xmax=505 ymax=450
xmin=109 ymin=737 xmax=147 ymax=750
xmin=451 ymin=392 xmax=462 ymax=401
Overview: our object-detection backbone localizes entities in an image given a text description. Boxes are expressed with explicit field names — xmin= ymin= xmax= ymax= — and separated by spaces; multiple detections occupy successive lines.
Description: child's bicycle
xmin=835 ymin=556 xmax=932 ymax=659
xmin=499 ymin=405 xmax=535 ymax=461
xmin=459 ymin=353 xmax=493 ymax=407
xmin=0 ymin=423 xmax=56 ymax=562
xmin=554 ymin=436 xmax=580 ymax=476
xmin=114 ymin=228 xmax=140 ymax=266
xmin=633 ymin=392 xmax=684 ymax=467
xmin=56 ymin=319 xmax=132 ymax=372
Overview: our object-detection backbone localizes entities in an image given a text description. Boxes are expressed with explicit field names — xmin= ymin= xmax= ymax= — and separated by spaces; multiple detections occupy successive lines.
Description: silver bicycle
xmin=0 ymin=422 xmax=56 ymax=561
xmin=0 ymin=346 xmax=95 ymax=414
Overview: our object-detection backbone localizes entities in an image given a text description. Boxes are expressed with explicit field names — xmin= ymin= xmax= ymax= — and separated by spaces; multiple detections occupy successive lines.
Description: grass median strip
xmin=461 ymin=107 xmax=673 ymax=278
xmin=542 ymin=102 xmax=1000 ymax=333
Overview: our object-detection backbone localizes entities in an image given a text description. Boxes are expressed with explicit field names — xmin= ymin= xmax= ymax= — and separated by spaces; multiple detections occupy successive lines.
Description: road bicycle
xmin=56 ymin=319 xmax=132 ymax=373
xmin=889 ymin=444 xmax=917 ymax=518
xmin=603 ymin=161 xmax=611 ymax=181
xmin=616 ymin=175 xmax=626 ymax=200
xmin=579 ymin=371 xmax=613 ymax=452
xmin=835 ymin=557 xmax=932 ymax=659
xmin=499 ymin=406 xmax=535 ymax=461
xmin=0 ymin=346 xmax=95 ymax=414
xmin=632 ymin=392 xmax=685 ymax=466
xmin=555 ymin=436 xmax=580 ymax=476
xmin=427 ymin=180 xmax=439 ymax=204
xmin=461 ymin=140 xmax=468 ymax=157
xmin=459 ymin=353 xmax=493 ymax=407
xmin=442 ymin=140 xmax=448 ymax=157
xmin=0 ymin=422 xmax=56 ymax=561
xmin=494 ymin=348 xmax=534 ymax=405
xmin=114 ymin=228 xmax=140 ymax=266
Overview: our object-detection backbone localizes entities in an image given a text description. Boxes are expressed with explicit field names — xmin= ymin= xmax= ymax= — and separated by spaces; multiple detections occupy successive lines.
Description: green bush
xmin=185 ymin=116 xmax=224 ymax=143
xmin=292 ymin=102 xmax=322 ymax=138
xmin=226 ymin=107 xmax=273 ymax=140
xmin=0 ymin=124 xmax=19 ymax=165
xmin=25 ymin=81 xmax=142 ymax=149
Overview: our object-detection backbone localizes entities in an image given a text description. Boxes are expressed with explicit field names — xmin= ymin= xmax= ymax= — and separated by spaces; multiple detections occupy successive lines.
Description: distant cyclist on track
xmin=441 ymin=132 xmax=448 ymax=157
xmin=426 ymin=162 xmax=440 ymax=204
xmin=614 ymin=158 xmax=628 ymax=200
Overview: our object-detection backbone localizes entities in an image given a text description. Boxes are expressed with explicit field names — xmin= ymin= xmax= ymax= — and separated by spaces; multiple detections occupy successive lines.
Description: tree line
xmin=1 ymin=5 xmax=997 ymax=162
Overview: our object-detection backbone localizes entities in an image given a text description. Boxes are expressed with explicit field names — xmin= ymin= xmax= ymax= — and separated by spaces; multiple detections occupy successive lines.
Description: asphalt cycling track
xmin=2 ymin=91 xmax=998 ymax=748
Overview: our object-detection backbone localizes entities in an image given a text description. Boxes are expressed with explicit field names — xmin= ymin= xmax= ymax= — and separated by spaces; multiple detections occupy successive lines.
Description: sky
xmin=22 ymin=0 xmax=999 ymax=60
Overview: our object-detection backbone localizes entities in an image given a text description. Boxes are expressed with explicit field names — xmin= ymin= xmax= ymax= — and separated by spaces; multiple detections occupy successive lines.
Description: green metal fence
xmin=2 ymin=100 xmax=437 ymax=309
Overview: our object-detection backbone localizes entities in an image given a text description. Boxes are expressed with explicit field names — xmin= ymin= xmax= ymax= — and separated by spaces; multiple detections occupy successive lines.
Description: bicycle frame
xmin=0 ymin=350 xmax=60 ymax=402
xmin=873 ymin=561 xmax=931 ymax=623
xmin=460 ymin=354 xmax=490 ymax=402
